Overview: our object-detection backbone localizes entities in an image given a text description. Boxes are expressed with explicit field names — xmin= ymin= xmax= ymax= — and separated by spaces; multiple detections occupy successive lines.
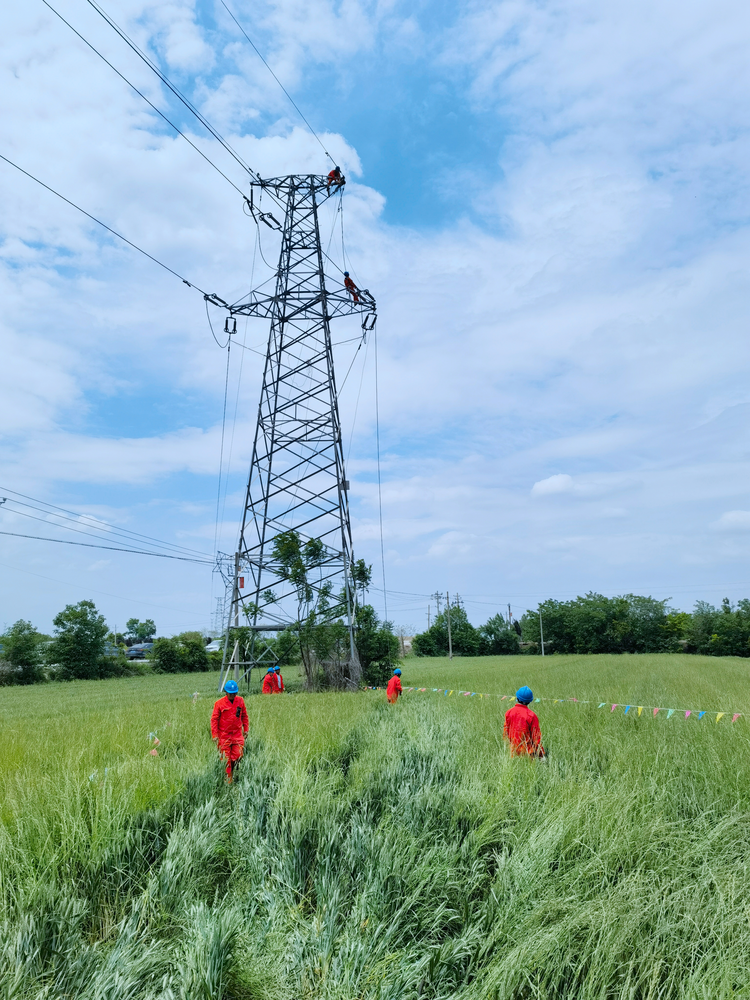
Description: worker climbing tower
xmin=216 ymin=174 xmax=375 ymax=691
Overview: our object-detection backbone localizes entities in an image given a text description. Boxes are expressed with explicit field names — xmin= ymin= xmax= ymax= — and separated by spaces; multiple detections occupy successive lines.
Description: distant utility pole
xmin=507 ymin=603 xmax=512 ymax=626
xmin=446 ymin=591 xmax=453 ymax=660
xmin=431 ymin=591 xmax=443 ymax=616
xmin=427 ymin=604 xmax=431 ymax=630
xmin=539 ymin=607 xmax=545 ymax=657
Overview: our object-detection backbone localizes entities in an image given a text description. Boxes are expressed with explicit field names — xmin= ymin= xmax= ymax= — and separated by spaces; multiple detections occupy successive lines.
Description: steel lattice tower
xmin=217 ymin=174 xmax=375 ymax=689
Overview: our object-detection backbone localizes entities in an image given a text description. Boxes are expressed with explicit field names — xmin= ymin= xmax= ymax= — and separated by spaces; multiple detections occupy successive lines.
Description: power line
xmin=84 ymin=0 xmax=262 ymax=185
xmin=0 ymin=529 xmax=213 ymax=563
xmin=40 ymin=0 xmax=247 ymax=199
xmin=0 ymin=151 xmax=207 ymax=293
xmin=0 ymin=487 xmax=211 ymax=557
xmin=2 ymin=500 xmax=210 ymax=558
xmin=3 ymin=506 xmax=207 ymax=557
xmin=219 ymin=0 xmax=334 ymax=164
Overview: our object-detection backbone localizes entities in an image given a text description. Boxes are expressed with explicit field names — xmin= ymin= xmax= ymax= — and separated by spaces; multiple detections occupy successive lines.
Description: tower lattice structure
xmin=217 ymin=174 xmax=375 ymax=689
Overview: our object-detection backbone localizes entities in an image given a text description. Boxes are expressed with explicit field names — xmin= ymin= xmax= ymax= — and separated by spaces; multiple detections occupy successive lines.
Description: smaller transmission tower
xmin=216 ymin=175 xmax=375 ymax=690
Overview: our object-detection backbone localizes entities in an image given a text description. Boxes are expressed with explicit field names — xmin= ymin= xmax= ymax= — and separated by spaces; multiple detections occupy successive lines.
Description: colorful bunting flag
xmin=365 ymin=685 xmax=742 ymax=726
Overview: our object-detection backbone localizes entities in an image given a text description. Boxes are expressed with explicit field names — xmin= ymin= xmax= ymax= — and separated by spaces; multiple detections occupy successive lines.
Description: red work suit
xmin=327 ymin=168 xmax=344 ymax=190
xmin=211 ymin=695 xmax=249 ymax=776
xmin=386 ymin=674 xmax=402 ymax=704
xmin=274 ymin=670 xmax=285 ymax=692
xmin=344 ymin=276 xmax=360 ymax=303
xmin=262 ymin=672 xmax=277 ymax=695
xmin=503 ymin=702 xmax=544 ymax=757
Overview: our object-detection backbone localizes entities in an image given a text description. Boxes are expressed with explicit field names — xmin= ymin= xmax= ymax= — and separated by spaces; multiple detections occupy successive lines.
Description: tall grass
xmin=1 ymin=656 xmax=750 ymax=998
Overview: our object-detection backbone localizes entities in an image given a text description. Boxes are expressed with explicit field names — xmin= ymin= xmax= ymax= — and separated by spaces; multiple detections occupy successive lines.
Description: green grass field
xmin=1 ymin=654 xmax=750 ymax=998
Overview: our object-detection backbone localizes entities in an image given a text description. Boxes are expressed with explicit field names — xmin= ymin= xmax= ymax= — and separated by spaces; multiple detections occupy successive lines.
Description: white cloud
xmin=711 ymin=511 xmax=750 ymax=534
xmin=531 ymin=474 xmax=574 ymax=497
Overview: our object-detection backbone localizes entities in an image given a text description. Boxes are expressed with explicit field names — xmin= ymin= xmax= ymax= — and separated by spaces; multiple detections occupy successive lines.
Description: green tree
xmin=272 ymin=529 xmax=357 ymax=689
xmin=521 ymin=593 xmax=677 ymax=654
xmin=125 ymin=618 xmax=156 ymax=641
xmin=478 ymin=614 xmax=520 ymax=655
xmin=355 ymin=605 xmax=399 ymax=685
xmin=1 ymin=620 xmax=45 ymax=684
xmin=663 ymin=611 xmax=691 ymax=640
xmin=413 ymin=606 xmax=483 ymax=657
xmin=180 ymin=636 xmax=209 ymax=672
xmin=685 ymin=599 xmax=750 ymax=656
xmin=47 ymin=600 xmax=110 ymax=680
xmin=351 ymin=558 xmax=373 ymax=607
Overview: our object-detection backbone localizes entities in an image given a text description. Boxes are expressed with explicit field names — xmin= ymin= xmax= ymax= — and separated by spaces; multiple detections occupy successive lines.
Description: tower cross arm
xmin=229 ymin=287 xmax=376 ymax=320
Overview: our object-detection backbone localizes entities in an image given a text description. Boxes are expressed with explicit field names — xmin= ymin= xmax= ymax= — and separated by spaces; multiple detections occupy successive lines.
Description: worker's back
xmin=504 ymin=702 xmax=543 ymax=756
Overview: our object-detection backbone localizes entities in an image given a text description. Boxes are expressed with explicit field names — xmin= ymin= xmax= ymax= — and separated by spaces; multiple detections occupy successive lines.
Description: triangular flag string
xmin=363 ymin=686 xmax=743 ymax=723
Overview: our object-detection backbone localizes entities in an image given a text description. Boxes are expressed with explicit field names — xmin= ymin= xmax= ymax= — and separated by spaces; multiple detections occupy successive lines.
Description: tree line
xmin=0 ymin=596 xmax=399 ymax=687
xmin=0 ymin=600 xmax=218 ymax=686
xmin=412 ymin=593 xmax=750 ymax=657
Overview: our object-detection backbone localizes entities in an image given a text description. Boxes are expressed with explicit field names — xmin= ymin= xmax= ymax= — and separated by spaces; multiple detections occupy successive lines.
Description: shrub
xmin=355 ymin=605 xmax=399 ymax=685
xmin=151 ymin=636 xmax=211 ymax=674
xmin=150 ymin=637 xmax=183 ymax=673
xmin=180 ymin=637 xmax=210 ymax=673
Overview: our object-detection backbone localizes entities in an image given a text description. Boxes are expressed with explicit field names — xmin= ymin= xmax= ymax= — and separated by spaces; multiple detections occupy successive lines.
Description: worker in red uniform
xmin=343 ymin=272 xmax=360 ymax=303
xmin=262 ymin=666 xmax=278 ymax=694
xmin=274 ymin=665 xmax=285 ymax=692
xmin=211 ymin=679 xmax=249 ymax=782
xmin=503 ymin=686 xmax=545 ymax=758
xmin=386 ymin=666 xmax=403 ymax=704
xmin=327 ymin=166 xmax=345 ymax=192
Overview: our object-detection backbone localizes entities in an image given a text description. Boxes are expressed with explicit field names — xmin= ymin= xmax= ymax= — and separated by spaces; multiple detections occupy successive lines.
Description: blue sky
xmin=2 ymin=0 xmax=750 ymax=635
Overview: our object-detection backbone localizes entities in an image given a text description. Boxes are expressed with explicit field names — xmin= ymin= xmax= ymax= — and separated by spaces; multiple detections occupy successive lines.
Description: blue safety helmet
xmin=344 ymin=271 xmax=350 ymax=276
xmin=394 ymin=668 xmax=402 ymax=676
xmin=274 ymin=665 xmax=280 ymax=671
xmin=224 ymin=680 xmax=239 ymax=694
xmin=515 ymin=686 xmax=533 ymax=704
xmin=266 ymin=666 xmax=275 ymax=673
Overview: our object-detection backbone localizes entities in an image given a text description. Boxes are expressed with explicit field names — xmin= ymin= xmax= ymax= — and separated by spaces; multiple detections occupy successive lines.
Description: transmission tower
xmin=215 ymin=175 xmax=376 ymax=690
